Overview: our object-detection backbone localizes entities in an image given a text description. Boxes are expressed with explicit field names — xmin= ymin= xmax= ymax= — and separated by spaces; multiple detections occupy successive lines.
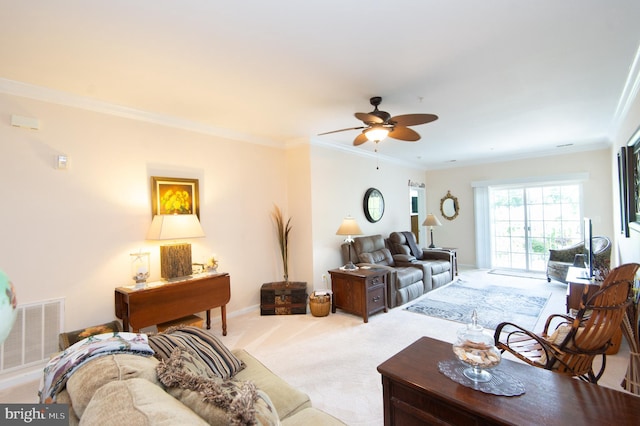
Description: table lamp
xmin=147 ymin=214 xmax=205 ymax=280
xmin=423 ymin=213 xmax=442 ymax=248
xmin=336 ymin=216 xmax=363 ymax=270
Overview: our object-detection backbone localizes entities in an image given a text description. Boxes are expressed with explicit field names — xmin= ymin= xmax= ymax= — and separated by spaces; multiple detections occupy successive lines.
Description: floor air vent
xmin=0 ymin=298 xmax=64 ymax=375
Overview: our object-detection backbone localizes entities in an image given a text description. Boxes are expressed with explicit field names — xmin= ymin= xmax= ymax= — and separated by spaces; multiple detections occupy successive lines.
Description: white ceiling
xmin=2 ymin=1 xmax=640 ymax=169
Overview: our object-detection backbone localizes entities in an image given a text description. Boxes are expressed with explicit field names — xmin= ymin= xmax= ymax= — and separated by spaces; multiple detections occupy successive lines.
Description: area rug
xmin=488 ymin=268 xmax=547 ymax=280
xmin=405 ymin=278 xmax=552 ymax=330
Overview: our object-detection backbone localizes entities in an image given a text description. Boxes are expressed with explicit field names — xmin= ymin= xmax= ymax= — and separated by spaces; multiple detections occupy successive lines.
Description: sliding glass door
xmin=490 ymin=184 xmax=582 ymax=272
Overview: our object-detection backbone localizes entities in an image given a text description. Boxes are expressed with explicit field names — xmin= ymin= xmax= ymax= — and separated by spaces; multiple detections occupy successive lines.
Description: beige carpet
xmin=0 ymin=269 xmax=635 ymax=425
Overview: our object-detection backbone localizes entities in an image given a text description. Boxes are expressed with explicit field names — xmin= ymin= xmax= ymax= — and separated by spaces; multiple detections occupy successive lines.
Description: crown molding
xmin=0 ymin=78 xmax=282 ymax=148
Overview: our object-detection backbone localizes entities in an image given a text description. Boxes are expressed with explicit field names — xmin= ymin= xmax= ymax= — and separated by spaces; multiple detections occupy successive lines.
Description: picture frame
xmin=618 ymin=146 xmax=630 ymax=237
xmin=628 ymin=127 xmax=640 ymax=233
xmin=151 ymin=176 xmax=200 ymax=218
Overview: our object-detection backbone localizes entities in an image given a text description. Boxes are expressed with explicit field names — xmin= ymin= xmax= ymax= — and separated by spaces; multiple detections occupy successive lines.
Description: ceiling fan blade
xmin=318 ymin=126 xmax=365 ymax=136
xmin=388 ymin=126 xmax=421 ymax=141
xmin=390 ymin=113 xmax=438 ymax=127
xmin=353 ymin=132 xmax=369 ymax=145
xmin=355 ymin=112 xmax=384 ymax=124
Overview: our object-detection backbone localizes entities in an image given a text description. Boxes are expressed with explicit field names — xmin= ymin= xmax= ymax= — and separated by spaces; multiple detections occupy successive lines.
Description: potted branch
xmin=260 ymin=205 xmax=308 ymax=315
xmin=272 ymin=205 xmax=292 ymax=283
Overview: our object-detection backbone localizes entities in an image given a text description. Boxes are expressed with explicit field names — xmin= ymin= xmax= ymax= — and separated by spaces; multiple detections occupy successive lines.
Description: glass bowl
xmin=452 ymin=312 xmax=501 ymax=382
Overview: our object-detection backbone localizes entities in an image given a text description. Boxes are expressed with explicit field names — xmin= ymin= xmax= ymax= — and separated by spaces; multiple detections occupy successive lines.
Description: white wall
xmin=309 ymin=144 xmax=427 ymax=290
xmin=425 ymin=149 xmax=614 ymax=268
xmin=0 ymin=92 xmax=289 ymax=330
xmin=610 ymin=84 xmax=640 ymax=265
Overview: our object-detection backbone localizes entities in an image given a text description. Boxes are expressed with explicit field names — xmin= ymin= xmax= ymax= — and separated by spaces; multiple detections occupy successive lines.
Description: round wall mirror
xmin=440 ymin=190 xmax=459 ymax=221
xmin=363 ymin=188 xmax=385 ymax=223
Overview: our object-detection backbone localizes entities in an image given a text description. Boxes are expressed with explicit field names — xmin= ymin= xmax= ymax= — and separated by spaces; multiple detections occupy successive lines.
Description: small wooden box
xmin=260 ymin=281 xmax=307 ymax=315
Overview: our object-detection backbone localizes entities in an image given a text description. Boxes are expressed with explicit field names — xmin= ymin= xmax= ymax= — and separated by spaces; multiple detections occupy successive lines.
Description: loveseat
xmin=42 ymin=327 xmax=344 ymax=425
xmin=387 ymin=231 xmax=453 ymax=290
xmin=546 ymin=236 xmax=611 ymax=283
xmin=341 ymin=234 xmax=451 ymax=308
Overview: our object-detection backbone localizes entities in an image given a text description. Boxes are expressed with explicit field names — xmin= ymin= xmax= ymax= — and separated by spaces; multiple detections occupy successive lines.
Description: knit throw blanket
xmin=39 ymin=332 xmax=154 ymax=403
xmin=401 ymin=231 xmax=422 ymax=259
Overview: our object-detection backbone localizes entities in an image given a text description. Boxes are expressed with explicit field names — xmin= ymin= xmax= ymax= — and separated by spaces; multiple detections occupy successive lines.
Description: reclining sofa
xmin=387 ymin=231 xmax=453 ymax=290
xmin=341 ymin=234 xmax=452 ymax=308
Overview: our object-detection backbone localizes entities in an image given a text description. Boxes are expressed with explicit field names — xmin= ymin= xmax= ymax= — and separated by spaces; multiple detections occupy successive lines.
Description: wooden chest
xmin=260 ymin=281 xmax=308 ymax=315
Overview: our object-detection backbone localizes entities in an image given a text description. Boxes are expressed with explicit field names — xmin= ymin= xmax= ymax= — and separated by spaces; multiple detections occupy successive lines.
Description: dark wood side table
xmin=115 ymin=272 xmax=230 ymax=335
xmin=377 ymin=336 xmax=640 ymax=425
xmin=328 ymin=267 xmax=387 ymax=323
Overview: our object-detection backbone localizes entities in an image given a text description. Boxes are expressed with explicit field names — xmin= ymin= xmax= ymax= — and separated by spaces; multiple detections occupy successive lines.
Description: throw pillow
xmin=157 ymin=347 xmax=280 ymax=426
xmin=148 ymin=326 xmax=245 ymax=379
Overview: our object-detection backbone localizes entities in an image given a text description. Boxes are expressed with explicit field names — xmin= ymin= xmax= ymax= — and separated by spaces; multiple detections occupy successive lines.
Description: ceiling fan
xmin=318 ymin=96 xmax=438 ymax=146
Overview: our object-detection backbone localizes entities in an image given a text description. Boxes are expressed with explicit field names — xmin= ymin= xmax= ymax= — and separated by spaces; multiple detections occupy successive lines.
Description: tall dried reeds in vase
xmin=621 ymin=283 xmax=640 ymax=394
xmin=271 ymin=205 xmax=292 ymax=284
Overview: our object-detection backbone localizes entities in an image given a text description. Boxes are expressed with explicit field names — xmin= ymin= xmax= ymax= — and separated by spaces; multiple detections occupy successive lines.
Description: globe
xmin=0 ymin=269 xmax=17 ymax=344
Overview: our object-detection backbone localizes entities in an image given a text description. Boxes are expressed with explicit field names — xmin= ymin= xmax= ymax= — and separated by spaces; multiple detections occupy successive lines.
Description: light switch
xmin=56 ymin=155 xmax=68 ymax=170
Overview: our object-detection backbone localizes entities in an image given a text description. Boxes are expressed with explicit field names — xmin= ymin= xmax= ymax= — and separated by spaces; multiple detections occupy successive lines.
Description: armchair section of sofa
xmin=387 ymin=231 xmax=453 ymax=291
xmin=546 ymin=236 xmax=611 ymax=283
xmin=341 ymin=234 xmax=424 ymax=308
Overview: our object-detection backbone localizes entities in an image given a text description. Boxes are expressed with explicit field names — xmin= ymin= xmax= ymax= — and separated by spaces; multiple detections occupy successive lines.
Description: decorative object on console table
xmin=130 ymin=250 xmax=150 ymax=287
xmin=329 ymin=267 xmax=387 ymax=323
xmin=422 ymin=213 xmax=442 ymax=248
xmin=115 ymin=272 xmax=231 ymax=335
xmin=336 ymin=215 xmax=363 ymax=270
xmin=260 ymin=282 xmax=308 ymax=315
xmin=146 ymin=214 xmax=205 ymax=280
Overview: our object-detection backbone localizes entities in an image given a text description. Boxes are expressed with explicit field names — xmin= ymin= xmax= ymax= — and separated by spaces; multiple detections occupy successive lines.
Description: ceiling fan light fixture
xmin=365 ymin=127 xmax=389 ymax=142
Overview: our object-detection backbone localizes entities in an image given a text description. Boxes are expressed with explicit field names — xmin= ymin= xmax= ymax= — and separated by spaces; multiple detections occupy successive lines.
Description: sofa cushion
xmin=148 ymin=326 xmax=245 ymax=379
xmin=395 ymin=267 xmax=423 ymax=289
xmin=80 ymin=378 xmax=208 ymax=426
xmin=358 ymin=248 xmax=393 ymax=266
xmin=282 ymin=407 xmax=346 ymax=426
xmin=66 ymin=354 xmax=160 ymax=418
xmin=156 ymin=347 xmax=279 ymax=426
xmin=233 ymin=349 xmax=311 ymax=420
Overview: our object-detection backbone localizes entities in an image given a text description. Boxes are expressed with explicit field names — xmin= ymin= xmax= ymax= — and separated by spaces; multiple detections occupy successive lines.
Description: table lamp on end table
xmin=336 ymin=216 xmax=362 ymax=270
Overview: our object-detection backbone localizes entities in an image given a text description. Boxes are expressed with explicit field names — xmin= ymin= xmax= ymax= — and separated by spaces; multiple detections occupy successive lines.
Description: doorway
xmin=489 ymin=184 xmax=582 ymax=272
xmin=410 ymin=186 xmax=426 ymax=246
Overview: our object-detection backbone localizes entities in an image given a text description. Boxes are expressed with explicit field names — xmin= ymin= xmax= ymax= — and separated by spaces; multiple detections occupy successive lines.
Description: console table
xmin=377 ymin=336 xmax=640 ymax=425
xmin=329 ymin=267 xmax=387 ymax=323
xmin=115 ymin=272 xmax=230 ymax=335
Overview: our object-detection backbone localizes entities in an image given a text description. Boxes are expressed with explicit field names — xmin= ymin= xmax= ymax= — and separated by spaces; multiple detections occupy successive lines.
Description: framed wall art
xmin=151 ymin=176 xmax=200 ymax=218
xmin=618 ymin=146 xmax=630 ymax=237
xmin=628 ymin=127 xmax=640 ymax=233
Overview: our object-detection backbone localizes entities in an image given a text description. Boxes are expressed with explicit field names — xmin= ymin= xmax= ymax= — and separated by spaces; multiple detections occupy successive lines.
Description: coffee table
xmin=377 ymin=336 xmax=640 ymax=425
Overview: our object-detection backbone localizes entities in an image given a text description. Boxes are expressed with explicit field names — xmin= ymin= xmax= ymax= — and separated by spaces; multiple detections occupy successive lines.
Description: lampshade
xmin=336 ymin=216 xmax=363 ymax=236
xmin=422 ymin=213 xmax=442 ymax=227
xmin=364 ymin=126 xmax=389 ymax=142
xmin=147 ymin=214 xmax=205 ymax=240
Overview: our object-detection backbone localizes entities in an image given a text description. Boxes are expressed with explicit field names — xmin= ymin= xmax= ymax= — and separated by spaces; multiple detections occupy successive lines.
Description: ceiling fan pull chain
xmin=375 ymin=141 xmax=380 ymax=170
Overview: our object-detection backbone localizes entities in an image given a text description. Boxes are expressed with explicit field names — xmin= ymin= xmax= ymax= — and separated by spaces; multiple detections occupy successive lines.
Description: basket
xmin=309 ymin=293 xmax=331 ymax=317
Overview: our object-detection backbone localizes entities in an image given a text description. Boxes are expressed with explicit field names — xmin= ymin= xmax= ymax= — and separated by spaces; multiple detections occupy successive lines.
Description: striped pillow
xmin=148 ymin=327 xmax=245 ymax=379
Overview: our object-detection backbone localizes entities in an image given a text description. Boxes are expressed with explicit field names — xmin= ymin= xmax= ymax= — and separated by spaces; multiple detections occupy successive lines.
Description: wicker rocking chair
xmin=494 ymin=263 xmax=640 ymax=383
